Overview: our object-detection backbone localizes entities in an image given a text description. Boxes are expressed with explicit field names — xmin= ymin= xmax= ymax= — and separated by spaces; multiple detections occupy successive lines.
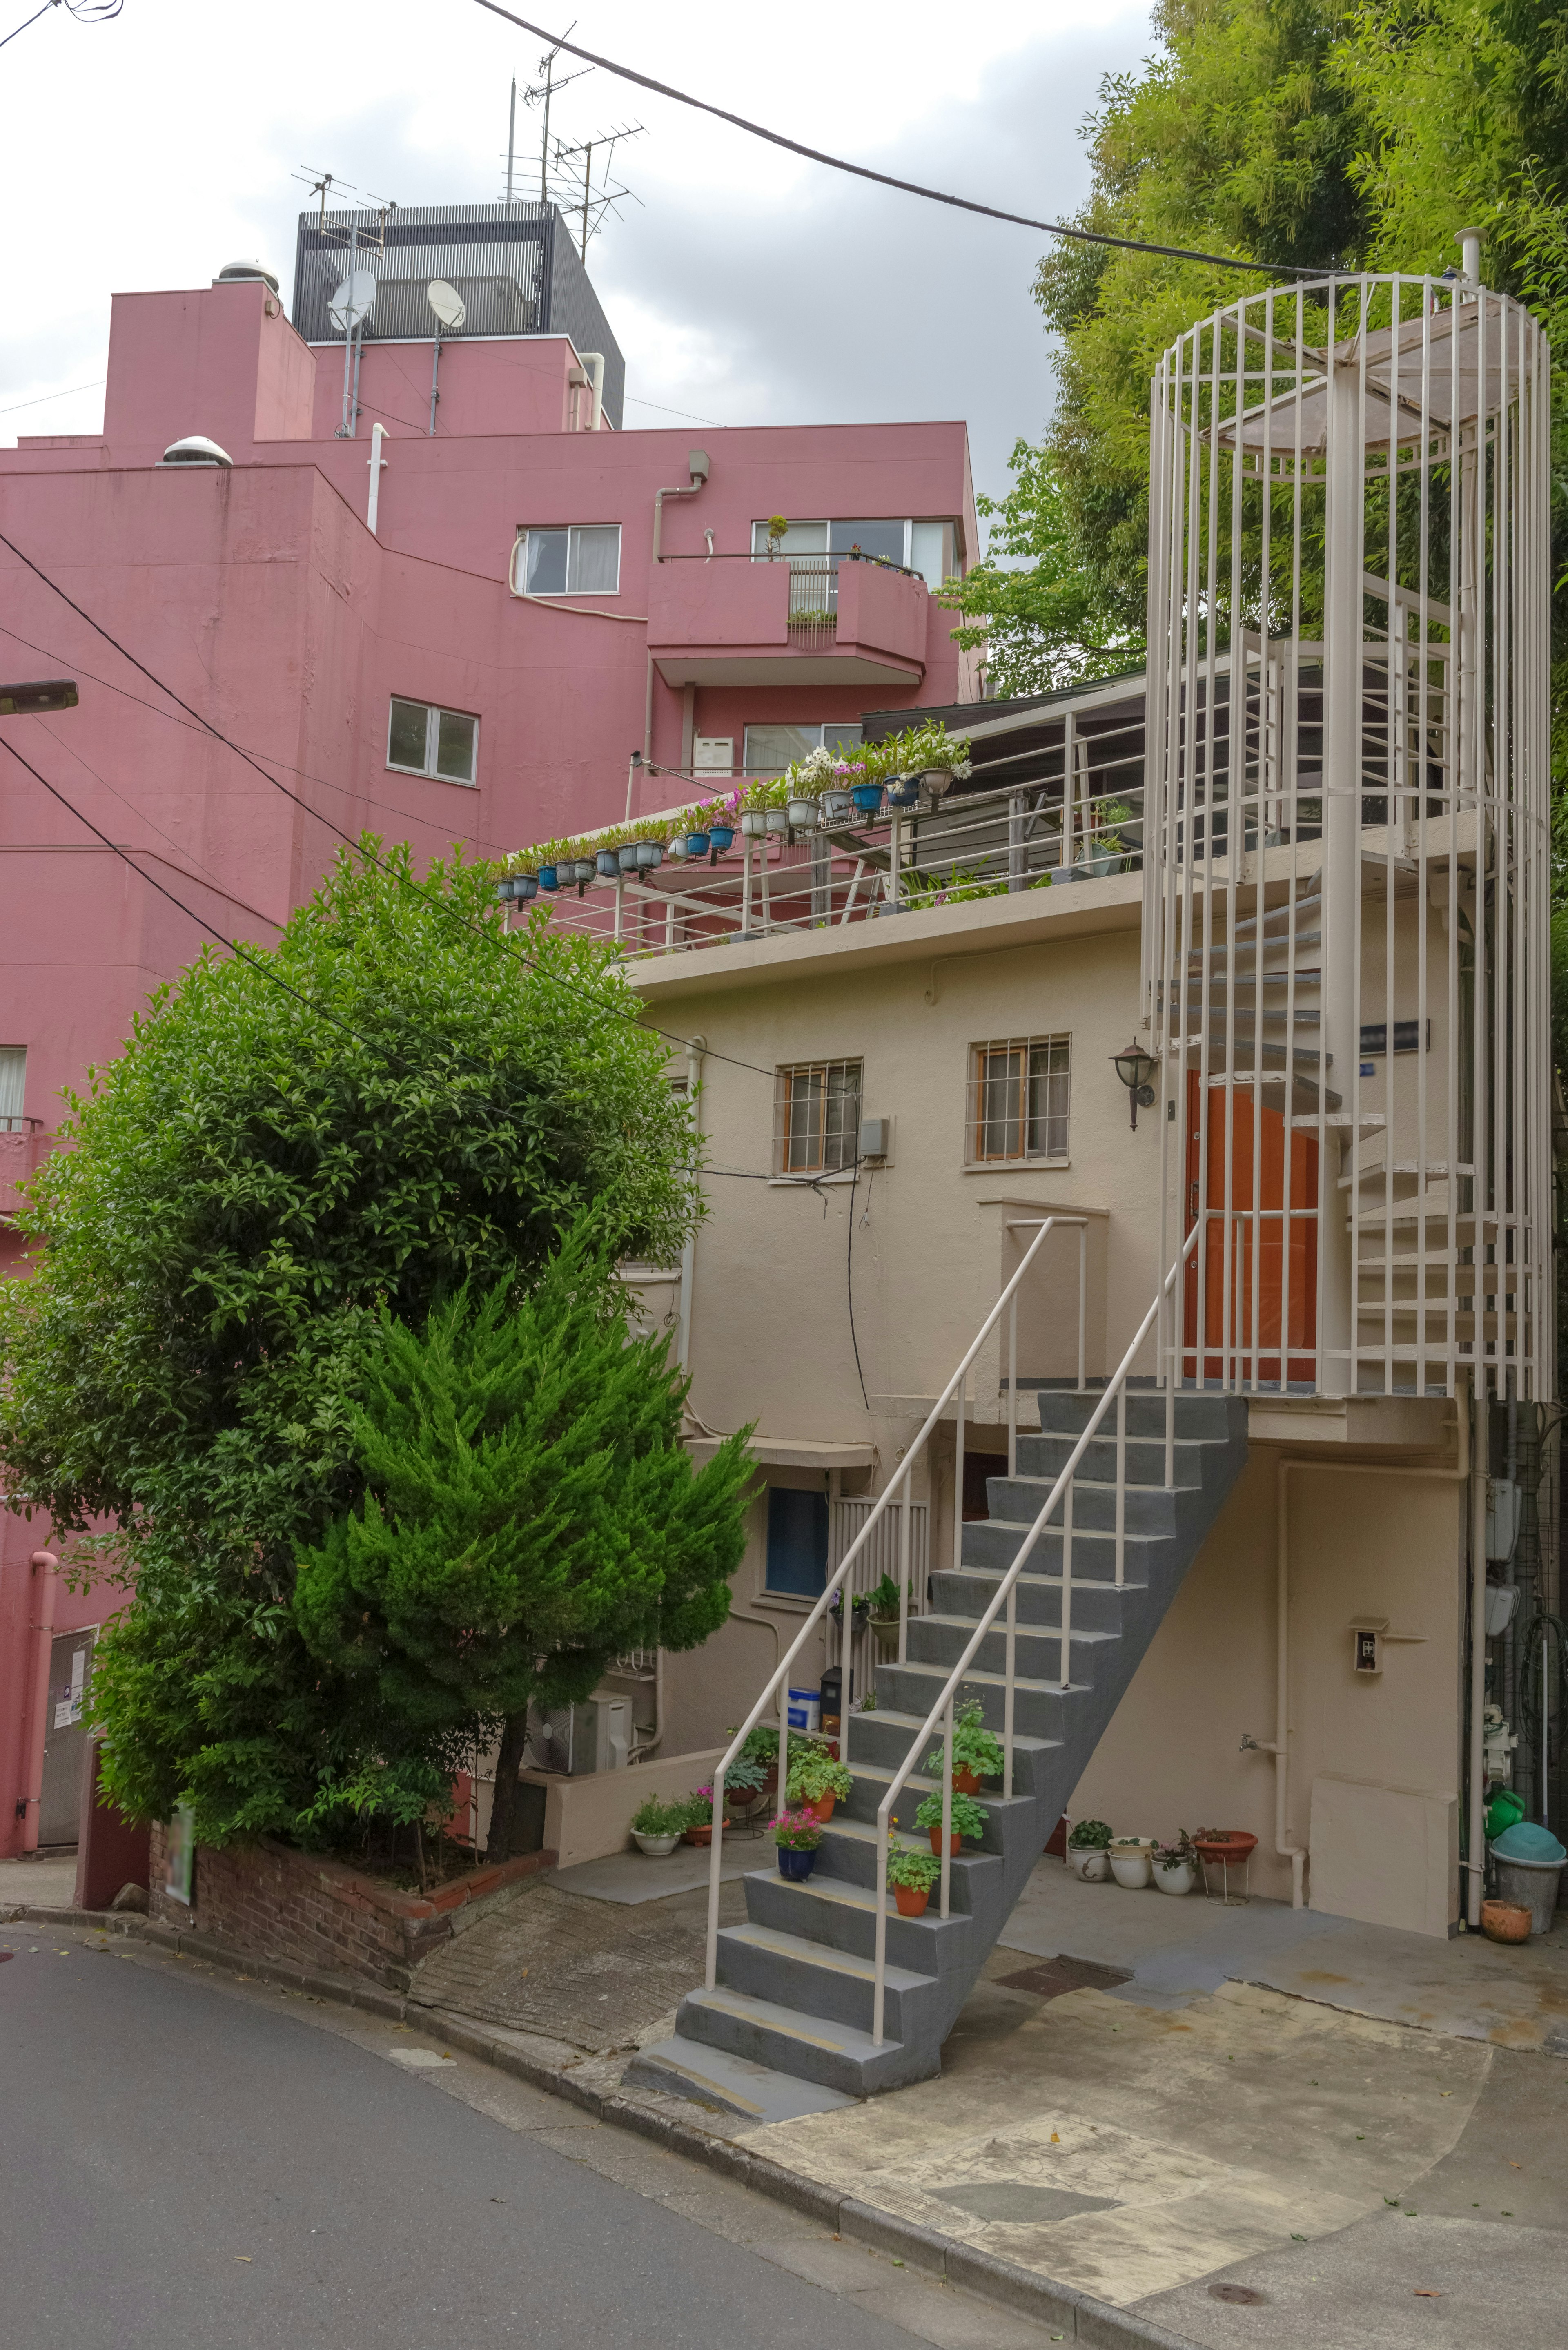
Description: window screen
xmin=0 ymin=1045 xmax=26 ymax=1129
xmin=521 ymin=524 xmax=621 ymax=595
xmin=775 ymin=1061 xmax=861 ymax=1175
xmin=969 ymin=1036 xmax=1071 ymax=1163
xmin=766 ymin=1487 xmax=829 ymax=1598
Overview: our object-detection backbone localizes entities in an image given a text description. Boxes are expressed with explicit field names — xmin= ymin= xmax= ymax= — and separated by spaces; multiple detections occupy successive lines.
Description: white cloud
xmin=1 ymin=0 xmax=1153 ymax=502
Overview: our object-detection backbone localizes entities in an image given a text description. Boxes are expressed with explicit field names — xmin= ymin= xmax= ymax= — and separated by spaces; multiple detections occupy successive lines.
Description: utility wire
xmin=468 ymin=2 xmax=1322 ymax=279
xmin=0 ymin=525 xmax=779 ymax=1084
xmin=0 ymin=1 xmax=53 ymax=52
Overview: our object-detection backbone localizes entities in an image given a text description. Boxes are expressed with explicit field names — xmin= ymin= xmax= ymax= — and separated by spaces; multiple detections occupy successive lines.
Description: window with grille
xmin=774 ymin=1059 xmax=862 ymax=1175
xmin=968 ymin=1035 xmax=1070 ymax=1164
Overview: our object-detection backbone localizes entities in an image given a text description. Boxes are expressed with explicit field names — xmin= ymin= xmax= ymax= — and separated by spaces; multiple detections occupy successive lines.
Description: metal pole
xmin=1114 ymin=1383 xmax=1127 ymax=1586
xmin=339 ymin=223 xmax=358 ymax=439
xmin=428 ymin=323 xmax=441 ymax=436
xmin=1007 ymin=1291 xmax=1019 ymax=1480
xmin=506 ymin=69 xmax=518 ymax=205
xmin=1004 ymin=1576 xmax=1016 ymax=1798
xmin=939 ymin=1697 xmax=953 ymax=1920
xmin=1077 ymin=1226 xmax=1087 ymax=1390
xmin=897 ymin=1463 xmax=911 ymax=1665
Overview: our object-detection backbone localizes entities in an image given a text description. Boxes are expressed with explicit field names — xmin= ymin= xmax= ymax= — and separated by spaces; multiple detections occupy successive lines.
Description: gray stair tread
xmin=917 ymin=1609 xmax=1117 ymax=1646
xmin=722 ymin=1921 xmax=935 ymax=1993
xmin=893 ymin=1659 xmax=1086 ymax=1695
xmin=626 ymin=2036 xmax=860 ymax=2120
xmin=851 ymin=1710 xmax=1057 ymax=1752
xmin=683 ymin=1984 xmax=895 ymax=2058
xmin=949 ymin=1557 xmax=1151 ymax=1587
xmin=745 ymin=1866 xmax=911 ymax=1919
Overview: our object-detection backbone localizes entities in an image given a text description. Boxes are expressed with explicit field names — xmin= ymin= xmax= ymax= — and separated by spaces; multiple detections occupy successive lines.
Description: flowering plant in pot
xmin=680 ymin=1786 xmax=731 ymax=1847
xmin=1065 ymin=1817 xmax=1114 ymax=1882
xmin=915 ymin=1788 xmax=989 ymax=1856
xmin=772 ymin=1807 xmax=825 ymax=1880
xmin=1153 ymin=1831 xmax=1199 ymax=1897
xmin=786 ymin=1750 xmax=852 ymax=1821
xmin=628 ymin=1797 xmax=687 ymax=1858
xmin=887 ymin=1845 xmax=942 ymax=1917
xmin=822 ymin=760 xmax=867 ymax=822
xmin=926 ymin=1698 xmax=1004 ymax=1795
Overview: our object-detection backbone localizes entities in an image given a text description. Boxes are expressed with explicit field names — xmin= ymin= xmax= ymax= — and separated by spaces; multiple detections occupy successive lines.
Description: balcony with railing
xmin=647 ymin=551 xmax=931 ymax=688
xmin=0 ymin=1115 xmax=47 ymax=1223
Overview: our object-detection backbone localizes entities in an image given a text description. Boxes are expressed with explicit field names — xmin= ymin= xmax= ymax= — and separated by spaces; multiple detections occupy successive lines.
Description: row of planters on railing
xmin=494 ymin=722 xmax=976 ymax=901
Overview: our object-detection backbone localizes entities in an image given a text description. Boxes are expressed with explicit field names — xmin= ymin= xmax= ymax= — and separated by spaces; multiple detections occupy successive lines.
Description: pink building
xmin=0 ymin=202 xmax=979 ymax=1859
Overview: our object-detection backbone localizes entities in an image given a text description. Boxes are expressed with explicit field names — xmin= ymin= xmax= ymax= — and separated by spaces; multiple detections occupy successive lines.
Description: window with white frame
xmin=386 ymin=698 xmax=479 ymax=785
xmin=774 ymin=1059 xmax=862 ymax=1176
xmin=743 ymin=721 xmax=863 ymax=778
xmin=0 ymin=1045 xmax=26 ymax=1131
xmin=513 ymin=523 xmax=621 ymax=595
xmin=967 ymin=1036 xmax=1070 ymax=1165
xmin=749 ymin=518 xmax=955 ymax=591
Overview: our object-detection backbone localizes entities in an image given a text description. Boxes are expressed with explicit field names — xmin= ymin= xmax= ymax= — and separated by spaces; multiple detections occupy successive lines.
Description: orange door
xmin=1183 ymin=1072 xmax=1318 ymax=1383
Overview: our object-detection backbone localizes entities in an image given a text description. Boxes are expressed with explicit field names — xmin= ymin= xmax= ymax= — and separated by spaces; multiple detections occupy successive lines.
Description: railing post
xmin=741 ymin=838 xmax=753 ymax=934
xmin=1077 ymin=1225 xmax=1087 ymax=1391
xmin=873 ymin=1803 xmax=888 ymax=2043
xmin=705 ymin=1757 xmax=725 ymax=1989
xmin=1165 ymin=1382 xmax=1176 ymax=1489
xmin=1007 ymin=1291 xmax=1019 ymax=1480
xmin=1115 ymin=1383 xmax=1127 ymax=1586
xmin=1060 ymin=1473 xmax=1074 ymax=1688
xmin=1004 ymin=1575 xmax=1017 ymax=1798
xmin=898 ymin=1463 xmax=912 ymax=1665
xmin=777 ymin=1681 xmax=789 ymax=1836
xmin=952 ymin=1375 xmax=966 ymax=1579
xmin=939 ymin=1695 xmax=954 ymax=1920
xmin=614 ymin=876 xmax=625 ymax=942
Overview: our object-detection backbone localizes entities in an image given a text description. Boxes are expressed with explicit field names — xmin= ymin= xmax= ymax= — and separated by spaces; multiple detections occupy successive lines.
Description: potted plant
xmin=926 ymin=1698 xmax=1004 ymax=1795
xmin=629 ymin=1797 xmax=686 ymax=1858
xmin=1108 ymin=1835 xmax=1157 ymax=1889
xmin=598 ymin=846 xmax=624 ymax=878
xmin=887 ymin=1845 xmax=942 ymax=1917
xmin=823 ymin=761 xmax=866 ymax=822
xmin=915 ymin=1788 xmax=989 ymax=1856
xmin=537 ymin=863 xmax=561 ymax=892
xmin=681 ymin=1786 xmax=731 ymax=1848
xmin=772 ymin=1806 xmax=825 ymax=1881
xmin=1065 ymin=1818 xmax=1114 ymax=1882
xmin=866 ymin=1572 xmax=908 ymax=1659
xmin=682 ymin=827 xmax=710 ymax=858
xmin=886 ymin=773 xmax=922 ymax=807
xmin=1080 ymin=800 xmax=1134 ymax=878
xmin=786 ymin=1749 xmax=852 ymax=1822
xmin=1153 ymin=1831 xmax=1198 ymax=1897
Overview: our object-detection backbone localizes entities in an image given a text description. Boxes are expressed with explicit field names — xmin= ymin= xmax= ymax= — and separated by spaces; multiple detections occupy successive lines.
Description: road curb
xmin=5 ymin=1900 xmax=1197 ymax=2349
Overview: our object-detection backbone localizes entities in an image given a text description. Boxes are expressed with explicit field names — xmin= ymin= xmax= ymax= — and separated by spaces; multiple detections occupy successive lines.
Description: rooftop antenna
xmin=506 ymin=71 xmax=518 ymax=207
xmin=519 ymin=22 xmax=591 ymax=208
xmin=330 ymin=255 xmax=376 ymax=440
xmin=551 ymin=123 xmax=645 ymax=258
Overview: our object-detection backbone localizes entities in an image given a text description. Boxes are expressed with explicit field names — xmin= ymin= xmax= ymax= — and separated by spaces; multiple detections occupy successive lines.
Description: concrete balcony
xmin=0 ymin=1118 xmax=47 ymax=1224
xmin=648 ymin=554 xmax=929 ymax=688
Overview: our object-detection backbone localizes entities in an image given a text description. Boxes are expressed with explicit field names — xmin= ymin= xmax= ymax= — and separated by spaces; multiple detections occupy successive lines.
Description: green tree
xmin=0 ymin=841 xmax=707 ymax=1846
xmin=294 ymin=1227 xmax=754 ymax=1859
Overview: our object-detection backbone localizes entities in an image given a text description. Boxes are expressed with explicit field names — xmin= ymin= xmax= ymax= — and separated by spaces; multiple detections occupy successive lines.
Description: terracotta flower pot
xmin=1481 ymin=1898 xmax=1532 ymax=1945
xmin=953 ymin=1768 xmax=981 ymax=1797
xmin=929 ymin=1826 xmax=963 ymax=1857
xmin=682 ymin=1820 xmax=730 ymax=1847
xmin=1193 ymin=1831 xmax=1258 ymax=1862
xmin=894 ymin=1882 xmax=931 ymax=1917
xmin=809 ymin=1792 xmax=836 ymax=1823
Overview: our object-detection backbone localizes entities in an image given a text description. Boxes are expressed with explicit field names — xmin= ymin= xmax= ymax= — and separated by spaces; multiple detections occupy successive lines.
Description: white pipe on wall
xmin=366 ymin=422 xmax=386 ymax=534
xmin=20 ymin=1550 xmax=59 ymax=1855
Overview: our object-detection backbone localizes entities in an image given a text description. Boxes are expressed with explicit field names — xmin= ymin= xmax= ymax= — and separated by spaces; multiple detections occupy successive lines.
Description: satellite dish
xmin=327 ymin=268 xmax=377 ymax=334
xmin=427 ymin=280 xmax=466 ymax=332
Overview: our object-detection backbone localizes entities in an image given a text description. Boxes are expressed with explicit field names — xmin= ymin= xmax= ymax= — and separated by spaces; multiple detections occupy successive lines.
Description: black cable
xmin=0 ymin=1 xmax=55 ymax=52
xmin=0 ymin=526 xmax=779 ymax=1084
xmin=468 ymin=2 xmax=1325 ymax=280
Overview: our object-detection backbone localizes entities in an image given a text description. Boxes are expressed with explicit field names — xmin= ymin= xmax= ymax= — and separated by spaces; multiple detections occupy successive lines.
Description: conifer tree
xmin=294 ymin=1218 xmax=754 ymax=1858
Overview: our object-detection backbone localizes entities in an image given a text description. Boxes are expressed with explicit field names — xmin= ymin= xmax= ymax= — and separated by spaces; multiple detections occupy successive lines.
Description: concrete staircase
xmin=654 ymin=1385 xmax=1247 ymax=2101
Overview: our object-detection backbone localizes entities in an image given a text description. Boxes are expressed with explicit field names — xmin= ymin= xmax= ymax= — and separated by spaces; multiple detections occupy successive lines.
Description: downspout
xmin=366 ymin=422 xmax=387 ymax=534
xmin=19 ymin=1550 xmax=58 ymax=1854
xmin=646 ymin=451 xmax=710 ymax=765
xmin=1259 ymin=1408 xmax=1472 ymax=1911
xmin=577 ymin=351 xmax=605 ymax=430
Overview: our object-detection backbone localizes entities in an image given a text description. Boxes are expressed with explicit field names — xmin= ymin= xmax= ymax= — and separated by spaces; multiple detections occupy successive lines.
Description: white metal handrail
xmin=868 ymin=1226 xmax=1200 ymax=2043
xmin=703 ymin=1215 xmax=1089 ymax=1991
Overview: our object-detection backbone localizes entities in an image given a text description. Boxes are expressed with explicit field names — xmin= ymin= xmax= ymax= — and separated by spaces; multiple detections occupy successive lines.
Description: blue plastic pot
xmin=851 ymin=783 xmax=884 ymax=814
xmin=537 ymin=865 xmax=560 ymax=892
xmin=707 ymin=824 xmax=735 ymax=852
xmin=777 ymin=1846 xmax=819 ymax=1882
xmin=684 ymin=830 xmax=710 ymax=858
xmin=886 ymin=776 xmax=920 ymax=807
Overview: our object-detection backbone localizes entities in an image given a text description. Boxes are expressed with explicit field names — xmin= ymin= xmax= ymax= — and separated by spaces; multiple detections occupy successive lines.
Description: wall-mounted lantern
xmin=1112 ymin=1041 xmax=1159 ymax=1130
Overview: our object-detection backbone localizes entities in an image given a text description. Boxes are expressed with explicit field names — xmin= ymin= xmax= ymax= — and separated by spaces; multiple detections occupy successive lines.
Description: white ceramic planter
xmin=1154 ymin=1859 xmax=1196 ymax=1896
xmin=631 ymin=1831 xmax=681 ymax=1858
xmin=1065 ymin=1846 xmax=1111 ymax=1882
xmin=1109 ymin=1837 xmax=1155 ymax=1889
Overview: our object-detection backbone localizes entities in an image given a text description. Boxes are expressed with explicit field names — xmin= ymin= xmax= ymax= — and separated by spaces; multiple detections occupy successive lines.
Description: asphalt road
xmin=0 ymin=1931 xmax=1040 ymax=2350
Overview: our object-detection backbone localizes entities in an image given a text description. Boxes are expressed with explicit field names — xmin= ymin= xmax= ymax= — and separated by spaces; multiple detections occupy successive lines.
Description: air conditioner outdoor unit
xmin=532 ymin=1698 xmax=630 ymax=1775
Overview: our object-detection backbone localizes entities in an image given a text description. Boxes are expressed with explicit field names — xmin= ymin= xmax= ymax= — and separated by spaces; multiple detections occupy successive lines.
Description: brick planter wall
xmin=147 ymin=1827 xmax=555 ymax=1989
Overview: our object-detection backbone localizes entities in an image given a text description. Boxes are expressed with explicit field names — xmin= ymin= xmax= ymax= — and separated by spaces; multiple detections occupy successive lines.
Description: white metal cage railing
xmin=1145 ymin=270 xmax=1552 ymax=1402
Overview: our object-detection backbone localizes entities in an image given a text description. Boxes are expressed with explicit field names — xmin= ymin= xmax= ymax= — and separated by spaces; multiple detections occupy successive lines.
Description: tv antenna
xmin=515 ymin=23 xmax=594 ymax=207
xmin=550 ymin=122 xmax=645 ymax=259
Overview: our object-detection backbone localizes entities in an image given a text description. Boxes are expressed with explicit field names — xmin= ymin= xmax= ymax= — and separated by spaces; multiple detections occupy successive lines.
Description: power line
xmin=467 ymin=2 xmax=1323 ymax=279
xmin=0 ymin=378 xmax=106 ymax=419
xmin=0 ymin=526 xmax=778 ymax=1084
xmin=0 ymin=0 xmax=120 ymax=55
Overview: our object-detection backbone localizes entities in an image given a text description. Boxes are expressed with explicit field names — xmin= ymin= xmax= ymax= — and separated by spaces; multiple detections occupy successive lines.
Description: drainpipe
xmin=19 ymin=1550 xmax=59 ymax=1855
xmin=1254 ymin=1409 xmax=1473 ymax=1911
xmin=676 ymin=1034 xmax=706 ymax=1378
xmin=366 ymin=422 xmax=387 ymax=534
xmin=1468 ymin=1380 xmax=1488 ymax=1926
xmin=646 ymin=451 xmax=710 ymax=764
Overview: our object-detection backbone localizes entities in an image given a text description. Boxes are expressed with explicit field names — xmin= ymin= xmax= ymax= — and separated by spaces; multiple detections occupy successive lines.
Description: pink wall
xmin=0 ymin=270 xmax=981 ymax=1850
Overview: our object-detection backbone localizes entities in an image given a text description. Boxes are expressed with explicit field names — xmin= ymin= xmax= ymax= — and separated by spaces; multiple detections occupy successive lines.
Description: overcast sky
xmin=1 ymin=0 xmax=1153 ymax=509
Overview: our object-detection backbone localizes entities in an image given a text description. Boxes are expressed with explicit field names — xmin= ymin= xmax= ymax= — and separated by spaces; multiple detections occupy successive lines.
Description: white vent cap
xmin=215 ymin=259 xmax=281 ymax=295
xmin=158 ymin=435 xmax=234 ymax=468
